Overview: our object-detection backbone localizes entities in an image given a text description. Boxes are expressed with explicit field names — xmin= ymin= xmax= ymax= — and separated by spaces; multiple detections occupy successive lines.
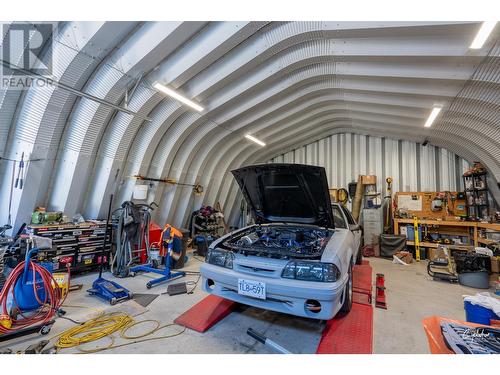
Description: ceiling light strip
xmin=245 ymin=134 xmax=266 ymax=146
xmin=153 ymin=82 xmax=204 ymax=112
xmin=424 ymin=107 xmax=442 ymax=128
xmin=470 ymin=21 xmax=497 ymax=49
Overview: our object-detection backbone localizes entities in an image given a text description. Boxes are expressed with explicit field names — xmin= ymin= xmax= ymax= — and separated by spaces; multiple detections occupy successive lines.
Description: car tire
xmin=340 ymin=261 xmax=353 ymax=314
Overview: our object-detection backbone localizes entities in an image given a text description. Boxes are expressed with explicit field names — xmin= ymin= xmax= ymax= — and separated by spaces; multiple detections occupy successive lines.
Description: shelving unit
xmin=463 ymin=172 xmax=490 ymax=220
xmin=476 ymin=222 xmax=500 ymax=248
xmin=394 ymin=218 xmax=500 ymax=253
xmin=394 ymin=218 xmax=477 ymax=248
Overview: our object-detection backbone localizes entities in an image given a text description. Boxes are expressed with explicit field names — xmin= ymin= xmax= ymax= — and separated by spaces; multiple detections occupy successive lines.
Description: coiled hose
xmin=54 ymin=311 xmax=185 ymax=353
xmin=0 ymin=254 xmax=66 ymax=334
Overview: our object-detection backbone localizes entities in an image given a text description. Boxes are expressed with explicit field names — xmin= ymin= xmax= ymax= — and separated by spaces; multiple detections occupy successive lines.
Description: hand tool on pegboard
xmin=375 ymin=273 xmax=387 ymax=309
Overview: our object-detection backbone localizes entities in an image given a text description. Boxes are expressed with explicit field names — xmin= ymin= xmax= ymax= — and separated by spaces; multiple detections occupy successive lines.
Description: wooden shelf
xmin=395 ymin=218 xmax=500 ymax=248
xmin=476 ymin=222 xmax=500 ymax=231
xmin=406 ymin=241 xmax=439 ymax=248
xmin=394 ymin=218 xmax=476 ymax=227
xmin=477 ymin=238 xmax=496 ymax=245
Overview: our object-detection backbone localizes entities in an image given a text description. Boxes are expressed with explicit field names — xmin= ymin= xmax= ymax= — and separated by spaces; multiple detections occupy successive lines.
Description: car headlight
xmin=281 ymin=261 xmax=340 ymax=282
xmin=206 ymin=248 xmax=234 ymax=269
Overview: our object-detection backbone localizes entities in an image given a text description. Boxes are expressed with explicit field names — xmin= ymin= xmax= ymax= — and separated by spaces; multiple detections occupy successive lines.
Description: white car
xmin=201 ymin=164 xmax=363 ymax=320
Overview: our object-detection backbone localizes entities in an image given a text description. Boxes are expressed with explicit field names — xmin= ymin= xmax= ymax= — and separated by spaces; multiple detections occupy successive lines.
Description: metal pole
xmin=99 ymin=194 xmax=114 ymax=278
xmin=1 ymin=60 xmax=151 ymax=120
xmin=247 ymin=328 xmax=292 ymax=354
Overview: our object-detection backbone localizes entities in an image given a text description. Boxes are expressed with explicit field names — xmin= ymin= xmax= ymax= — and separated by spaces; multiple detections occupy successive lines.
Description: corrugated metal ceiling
xmin=0 ymin=21 xmax=498 ymax=229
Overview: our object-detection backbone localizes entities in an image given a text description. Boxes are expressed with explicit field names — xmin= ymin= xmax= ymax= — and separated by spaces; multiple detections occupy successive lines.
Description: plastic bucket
xmin=464 ymin=300 xmax=499 ymax=325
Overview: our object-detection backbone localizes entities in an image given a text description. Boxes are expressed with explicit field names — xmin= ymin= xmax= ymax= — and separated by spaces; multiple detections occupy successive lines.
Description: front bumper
xmin=200 ymin=263 xmax=346 ymax=320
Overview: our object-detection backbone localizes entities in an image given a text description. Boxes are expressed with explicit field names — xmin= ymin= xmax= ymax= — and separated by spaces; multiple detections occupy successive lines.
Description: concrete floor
xmin=0 ymin=254 xmax=497 ymax=354
xmin=371 ymin=257 xmax=497 ymax=353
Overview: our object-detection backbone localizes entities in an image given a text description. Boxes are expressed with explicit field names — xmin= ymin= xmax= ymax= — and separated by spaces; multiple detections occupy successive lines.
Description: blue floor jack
xmin=130 ymin=227 xmax=185 ymax=289
xmin=87 ymin=194 xmax=133 ymax=305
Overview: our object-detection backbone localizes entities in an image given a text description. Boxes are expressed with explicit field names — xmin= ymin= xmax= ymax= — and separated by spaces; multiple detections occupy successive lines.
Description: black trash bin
xmin=379 ymin=234 xmax=406 ymax=258
xmin=453 ymin=252 xmax=491 ymax=289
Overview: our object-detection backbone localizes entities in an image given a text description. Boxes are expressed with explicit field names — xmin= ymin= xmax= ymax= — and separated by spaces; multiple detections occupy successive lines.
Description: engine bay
xmin=221 ymin=225 xmax=332 ymax=259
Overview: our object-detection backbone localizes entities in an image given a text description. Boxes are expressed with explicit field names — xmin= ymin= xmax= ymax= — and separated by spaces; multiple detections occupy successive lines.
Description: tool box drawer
xmin=75 ymin=252 xmax=109 ymax=270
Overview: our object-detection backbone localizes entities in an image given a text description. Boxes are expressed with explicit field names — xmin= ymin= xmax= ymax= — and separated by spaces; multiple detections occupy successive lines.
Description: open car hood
xmin=231 ymin=164 xmax=335 ymax=228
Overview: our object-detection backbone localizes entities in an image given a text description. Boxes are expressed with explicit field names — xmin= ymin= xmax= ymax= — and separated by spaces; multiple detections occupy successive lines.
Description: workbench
xmin=394 ymin=218 xmax=500 ymax=248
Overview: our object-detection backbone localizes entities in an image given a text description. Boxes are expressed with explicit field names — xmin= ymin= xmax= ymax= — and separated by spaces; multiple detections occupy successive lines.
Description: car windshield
xmin=331 ymin=205 xmax=347 ymax=229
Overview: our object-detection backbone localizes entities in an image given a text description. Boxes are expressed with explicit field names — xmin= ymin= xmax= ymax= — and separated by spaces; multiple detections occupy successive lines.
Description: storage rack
xmin=25 ymin=221 xmax=111 ymax=273
xmin=463 ymin=172 xmax=490 ymax=220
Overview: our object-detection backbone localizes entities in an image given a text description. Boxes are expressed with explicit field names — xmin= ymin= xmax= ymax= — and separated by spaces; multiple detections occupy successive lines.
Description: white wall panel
xmin=439 ymin=148 xmax=457 ymax=191
xmin=419 ymin=144 xmax=437 ymax=191
xmin=369 ymin=136 xmax=384 ymax=192
xmin=270 ymin=132 xmax=470 ymax=194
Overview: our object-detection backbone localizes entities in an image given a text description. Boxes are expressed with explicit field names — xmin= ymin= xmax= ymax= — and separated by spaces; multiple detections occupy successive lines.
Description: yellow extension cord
xmin=52 ymin=307 xmax=186 ymax=353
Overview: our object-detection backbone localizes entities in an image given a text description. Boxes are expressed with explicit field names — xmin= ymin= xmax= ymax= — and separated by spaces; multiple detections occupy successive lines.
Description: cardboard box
xmin=361 ymin=175 xmax=377 ymax=185
xmin=491 ymin=256 xmax=500 ymax=274
xmin=428 ymin=248 xmax=437 ymax=261
xmin=394 ymin=251 xmax=413 ymax=264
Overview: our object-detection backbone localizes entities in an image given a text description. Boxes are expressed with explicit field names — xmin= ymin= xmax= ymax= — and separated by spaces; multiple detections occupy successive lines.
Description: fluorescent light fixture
xmin=153 ymin=82 xmax=204 ymax=112
xmin=470 ymin=21 xmax=497 ymax=49
xmin=245 ymin=134 xmax=266 ymax=146
xmin=424 ymin=107 xmax=442 ymax=128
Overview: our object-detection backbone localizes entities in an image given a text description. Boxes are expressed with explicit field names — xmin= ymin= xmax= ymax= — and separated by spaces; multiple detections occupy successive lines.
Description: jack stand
xmin=375 ymin=273 xmax=387 ymax=309
xmin=376 ymin=273 xmax=385 ymax=288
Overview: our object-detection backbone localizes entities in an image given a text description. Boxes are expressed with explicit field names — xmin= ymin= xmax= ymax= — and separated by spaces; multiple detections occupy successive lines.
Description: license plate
xmin=237 ymin=279 xmax=266 ymax=300
xmin=84 ymin=258 xmax=92 ymax=265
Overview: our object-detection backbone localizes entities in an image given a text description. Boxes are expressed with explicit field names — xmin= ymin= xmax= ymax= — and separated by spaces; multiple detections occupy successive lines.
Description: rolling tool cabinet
xmin=25 ymin=221 xmax=111 ymax=273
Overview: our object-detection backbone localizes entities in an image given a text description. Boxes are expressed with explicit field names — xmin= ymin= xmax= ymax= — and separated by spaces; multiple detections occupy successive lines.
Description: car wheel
xmin=340 ymin=262 xmax=353 ymax=313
